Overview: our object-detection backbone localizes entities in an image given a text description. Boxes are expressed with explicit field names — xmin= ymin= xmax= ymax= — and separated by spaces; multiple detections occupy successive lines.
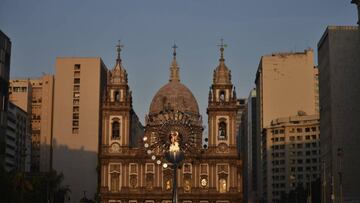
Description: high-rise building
xmin=52 ymin=57 xmax=107 ymax=203
xmin=99 ymin=43 xmax=243 ymax=203
xmin=0 ymin=30 xmax=11 ymax=170
xmin=241 ymin=88 xmax=258 ymax=203
xmin=9 ymin=76 xmax=54 ymax=172
xmin=255 ymin=49 xmax=318 ymax=202
xmin=5 ymin=102 xmax=31 ymax=172
xmin=262 ymin=114 xmax=320 ymax=202
xmin=29 ymin=75 xmax=54 ymax=172
xmin=317 ymin=23 xmax=360 ymax=202
xmin=236 ymin=98 xmax=247 ymax=156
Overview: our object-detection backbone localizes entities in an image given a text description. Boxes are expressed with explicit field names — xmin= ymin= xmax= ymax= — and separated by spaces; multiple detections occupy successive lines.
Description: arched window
xmin=218 ymin=121 xmax=227 ymax=140
xmin=114 ymin=91 xmax=120 ymax=102
xmin=219 ymin=91 xmax=225 ymax=102
xmin=112 ymin=120 xmax=120 ymax=140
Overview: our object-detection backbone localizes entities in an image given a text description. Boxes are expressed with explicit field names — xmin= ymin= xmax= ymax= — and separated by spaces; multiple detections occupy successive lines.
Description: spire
xmin=169 ymin=43 xmax=180 ymax=82
xmin=111 ymin=40 xmax=128 ymax=84
xmin=116 ymin=40 xmax=124 ymax=64
xmin=352 ymin=0 xmax=360 ymax=25
xmin=213 ymin=39 xmax=231 ymax=85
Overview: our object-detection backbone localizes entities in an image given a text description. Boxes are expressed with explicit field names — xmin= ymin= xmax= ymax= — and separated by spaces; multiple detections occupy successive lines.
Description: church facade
xmin=99 ymin=43 xmax=243 ymax=203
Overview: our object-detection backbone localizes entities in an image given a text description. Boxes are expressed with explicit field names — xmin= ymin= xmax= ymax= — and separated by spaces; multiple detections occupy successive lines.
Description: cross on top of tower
xmin=172 ymin=43 xmax=178 ymax=58
xmin=116 ymin=40 xmax=124 ymax=62
xmin=217 ymin=38 xmax=227 ymax=61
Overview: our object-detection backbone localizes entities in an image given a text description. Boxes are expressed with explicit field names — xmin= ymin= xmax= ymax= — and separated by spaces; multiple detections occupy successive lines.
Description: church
xmin=98 ymin=42 xmax=243 ymax=203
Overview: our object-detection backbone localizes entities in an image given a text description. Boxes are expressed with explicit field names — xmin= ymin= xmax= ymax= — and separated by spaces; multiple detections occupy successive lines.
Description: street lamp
xmin=143 ymin=110 xmax=203 ymax=203
xmin=337 ymin=148 xmax=343 ymax=203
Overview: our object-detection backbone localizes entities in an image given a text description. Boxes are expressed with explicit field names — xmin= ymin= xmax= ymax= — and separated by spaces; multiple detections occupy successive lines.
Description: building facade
xmin=0 ymin=30 xmax=11 ymax=170
xmin=255 ymin=49 xmax=318 ymax=202
xmin=52 ymin=57 xmax=107 ymax=203
xmin=29 ymin=75 xmax=54 ymax=172
xmin=5 ymin=102 xmax=31 ymax=172
xmin=262 ymin=114 xmax=320 ymax=202
xmin=241 ymin=89 xmax=257 ymax=203
xmin=317 ymin=25 xmax=360 ymax=203
xmin=99 ymin=44 xmax=243 ymax=203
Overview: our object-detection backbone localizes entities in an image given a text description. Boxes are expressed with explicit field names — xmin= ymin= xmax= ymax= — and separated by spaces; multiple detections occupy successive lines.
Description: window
xmin=110 ymin=173 xmax=120 ymax=192
xmin=112 ymin=120 xmax=120 ymax=140
xmin=129 ymin=163 xmax=138 ymax=188
xmin=74 ymin=64 xmax=81 ymax=70
xmin=218 ymin=120 xmax=227 ymax=140
xmin=219 ymin=91 xmax=225 ymax=102
xmin=109 ymin=164 xmax=121 ymax=192
xmin=74 ymin=78 xmax=80 ymax=84
xmin=114 ymin=91 xmax=120 ymax=102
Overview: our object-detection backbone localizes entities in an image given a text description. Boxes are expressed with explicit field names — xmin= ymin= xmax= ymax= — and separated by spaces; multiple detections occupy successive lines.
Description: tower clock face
xmin=201 ymin=178 xmax=208 ymax=187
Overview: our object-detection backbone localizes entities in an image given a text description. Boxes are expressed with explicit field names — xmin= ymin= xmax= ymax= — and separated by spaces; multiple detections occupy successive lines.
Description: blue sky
xmin=0 ymin=0 xmax=357 ymax=125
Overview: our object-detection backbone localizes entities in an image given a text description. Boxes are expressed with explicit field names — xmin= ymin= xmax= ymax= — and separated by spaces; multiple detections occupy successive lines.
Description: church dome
xmin=149 ymin=81 xmax=199 ymax=115
xmin=149 ymin=45 xmax=199 ymax=115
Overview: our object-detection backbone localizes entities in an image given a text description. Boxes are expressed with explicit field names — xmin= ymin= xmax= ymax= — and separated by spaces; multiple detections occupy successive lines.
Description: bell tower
xmin=102 ymin=41 xmax=133 ymax=149
xmin=207 ymin=39 xmax=240 ymax=150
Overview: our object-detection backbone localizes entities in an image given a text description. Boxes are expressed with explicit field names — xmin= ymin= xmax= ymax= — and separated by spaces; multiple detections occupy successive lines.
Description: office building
xmin=0 ymin=30 xmax=11 ymax=170
xmin=318 ymin=23 xmax=360 ymax=202
xmin=29 ymin=75 xmax=54 ymax=172
xmin=5 ymin=102 xmax=31 ymax=172
xmin=241 ymin=88 xmax=258 ymax=203
xmin=255 ymin=49 xmax=318 ymax=202
xmin=53 ymin=57 xmax=107 ymax=202
xmin=262 ymin=114 xmax=320 ymax=201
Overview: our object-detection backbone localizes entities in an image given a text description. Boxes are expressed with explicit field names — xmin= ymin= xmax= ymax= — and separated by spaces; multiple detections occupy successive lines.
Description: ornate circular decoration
xmin=110 ymin=143 xmax=120 ymax=152
xmin=218 ymin=142 xmax=228 ymax=153
xmin=143 ymin=111 xmax=203 ymax=165
xmin=201 ymin=178 xmax=208 ymax=187
xmin=184 ymin=179 xmax=191 ymax=192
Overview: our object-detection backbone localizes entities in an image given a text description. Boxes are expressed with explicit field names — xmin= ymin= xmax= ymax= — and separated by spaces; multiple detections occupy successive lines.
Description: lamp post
xmin=337 ymin=148 xmax=343 ymax=203
xmin=143 ymin=110 xmax=202 ymax=203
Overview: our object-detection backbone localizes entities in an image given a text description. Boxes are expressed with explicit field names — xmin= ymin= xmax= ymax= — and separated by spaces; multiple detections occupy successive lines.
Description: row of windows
xmin=72 ymin=64 xmax=81 ymax=134
xmin=271 ymin=134 xmax=319 ymax=143
xmin=272 ymin=126 xmax=318 ymax=135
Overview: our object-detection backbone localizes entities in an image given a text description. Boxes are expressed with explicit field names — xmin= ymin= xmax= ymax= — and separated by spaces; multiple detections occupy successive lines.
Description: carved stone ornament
xmin=217 ymin=143 xmax=229 ymax=153
xmin=110 ymin=143 xmax=120 ymax=153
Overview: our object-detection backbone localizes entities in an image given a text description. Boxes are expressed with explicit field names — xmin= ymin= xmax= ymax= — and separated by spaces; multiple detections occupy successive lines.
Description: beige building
xmin=255 ymin=49 xmax=318 ymax=202
xmin=99 ymin=44 xmax=243 ymax=203
xmin=30 ymin=75 xmax=54 ymax=172
xmin=9 ymin=79 xmax=32 ymax=113
xmin=9 ymin=76 xmax=54 ymax=172
xmin=52 ymin=57 xmax=107 ymax=203
xmin=263 ymin=114 xmax=320 ymax=202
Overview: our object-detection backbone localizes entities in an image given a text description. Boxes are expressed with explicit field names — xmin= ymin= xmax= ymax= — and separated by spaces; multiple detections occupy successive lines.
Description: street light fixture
xmin=143 ymin=110 xmax=203 ymax=203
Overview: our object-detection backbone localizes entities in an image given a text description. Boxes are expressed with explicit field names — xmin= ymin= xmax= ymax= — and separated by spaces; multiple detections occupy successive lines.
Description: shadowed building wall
xmin=318 ymin=25 xmax=360 ymax=203
xmin=0 ymin=30 xmax=11 ymax=170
